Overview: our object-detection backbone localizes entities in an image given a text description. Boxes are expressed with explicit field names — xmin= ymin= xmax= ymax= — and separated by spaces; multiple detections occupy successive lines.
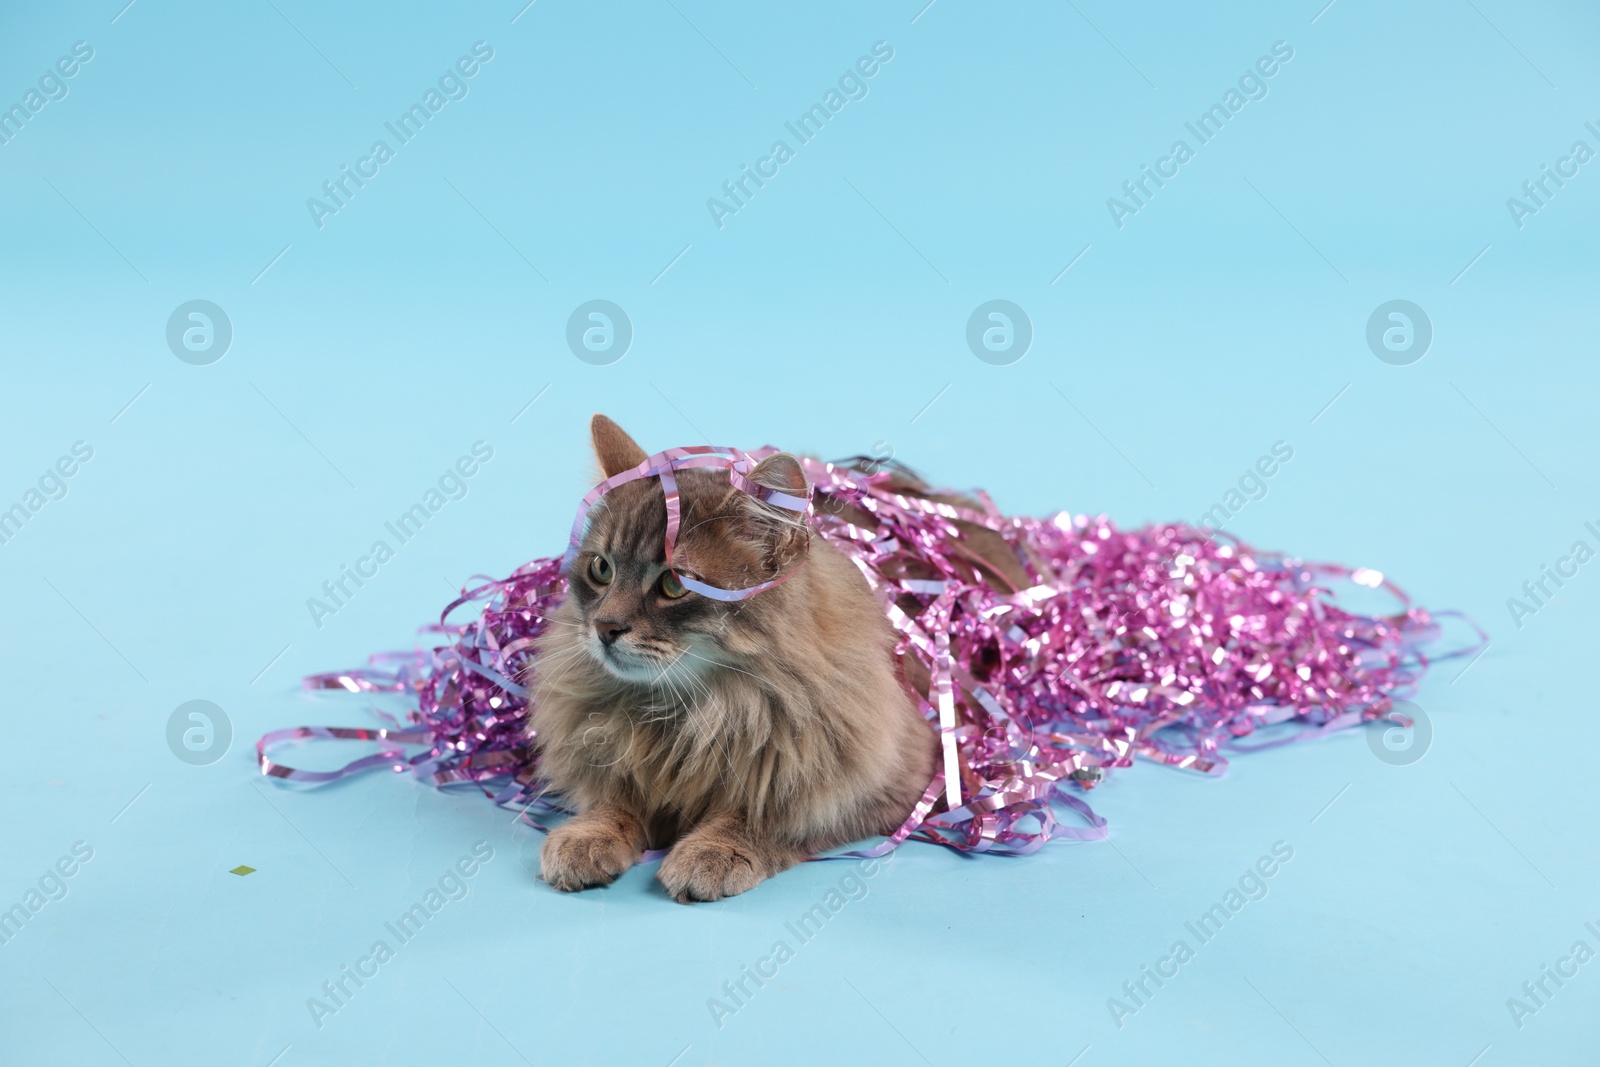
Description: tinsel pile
xmin=260 ymin=450 xmax=1473 ymax=858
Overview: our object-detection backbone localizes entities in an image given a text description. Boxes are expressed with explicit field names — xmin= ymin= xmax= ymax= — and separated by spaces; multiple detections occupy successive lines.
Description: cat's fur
xmin=528 ymin=416 xmax=937 ymax=902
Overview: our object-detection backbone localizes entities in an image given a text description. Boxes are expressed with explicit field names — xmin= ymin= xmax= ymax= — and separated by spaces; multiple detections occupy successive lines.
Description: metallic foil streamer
xmin=259 ymin=450 xmax=1481 ymax=859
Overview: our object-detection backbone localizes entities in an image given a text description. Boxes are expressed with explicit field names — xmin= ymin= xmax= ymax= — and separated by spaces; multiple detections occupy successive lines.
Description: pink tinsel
xmin=259 ymin=452 xmax=1475 ymax=857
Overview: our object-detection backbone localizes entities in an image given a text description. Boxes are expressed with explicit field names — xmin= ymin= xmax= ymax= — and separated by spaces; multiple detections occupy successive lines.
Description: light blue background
xmin=2 ymin=1 xmax=1596 ymax=1064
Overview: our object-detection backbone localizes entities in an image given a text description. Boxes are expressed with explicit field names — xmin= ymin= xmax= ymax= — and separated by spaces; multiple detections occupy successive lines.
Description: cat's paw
xmin=657 ymin=836 xmax=766 ymax=903
xmin=540 ymin=820 xmax=641 ymax=892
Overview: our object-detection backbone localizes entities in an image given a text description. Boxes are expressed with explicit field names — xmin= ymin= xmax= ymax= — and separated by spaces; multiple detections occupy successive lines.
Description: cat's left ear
xmin=747 ymin=453 xmax=808 ymax=498
xmin=742 ymin=453 xmax=810 ymax=572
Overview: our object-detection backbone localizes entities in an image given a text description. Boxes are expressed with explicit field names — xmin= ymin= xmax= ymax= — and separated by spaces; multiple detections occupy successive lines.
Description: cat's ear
xmin=747 ymin=453 xmax=808 ymax=497
xmin=590 ymin=414 xmax=648 ymax=478
xmin=741 ymin=453 xmax=810 ymax=573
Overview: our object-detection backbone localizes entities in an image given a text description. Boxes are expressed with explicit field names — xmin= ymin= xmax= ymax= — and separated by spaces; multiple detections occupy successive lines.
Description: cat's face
xmin=563 ymin=417 xmax=809 ymax=686
xmin=567 ymin=473 xmax=739 ymax=683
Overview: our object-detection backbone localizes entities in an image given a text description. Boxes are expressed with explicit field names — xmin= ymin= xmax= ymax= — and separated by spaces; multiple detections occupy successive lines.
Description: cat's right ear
xmin=591 ymin=414 xmax=648 ymax=478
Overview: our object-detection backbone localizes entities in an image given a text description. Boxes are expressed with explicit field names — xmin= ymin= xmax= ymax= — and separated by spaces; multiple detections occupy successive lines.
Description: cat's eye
xmin=658 ymin=571 xmax=688 ymax=599
xmin=588 ymin=555 xmax=613 ymax=585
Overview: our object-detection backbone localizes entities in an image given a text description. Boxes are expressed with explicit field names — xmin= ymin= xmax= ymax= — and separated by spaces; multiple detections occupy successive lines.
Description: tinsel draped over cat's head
xmin=561 ymin=414 xmax=815 ymax=604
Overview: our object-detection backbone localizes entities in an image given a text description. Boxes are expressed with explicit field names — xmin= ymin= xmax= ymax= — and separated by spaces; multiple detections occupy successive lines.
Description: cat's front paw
xmin=657 ymin=836 xmax=768 ymax=903
xmin=540 ymin=812 xmax=643 ymax=892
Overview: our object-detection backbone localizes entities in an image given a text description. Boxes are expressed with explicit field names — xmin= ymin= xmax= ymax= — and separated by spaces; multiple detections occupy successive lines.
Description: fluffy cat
xmin=528 ymin=415 xmax=937 ymax=902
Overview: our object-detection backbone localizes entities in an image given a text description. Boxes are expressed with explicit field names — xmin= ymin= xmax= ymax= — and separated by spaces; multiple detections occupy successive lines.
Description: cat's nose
xmin=595 ymin=619 xmax=631 ymax=646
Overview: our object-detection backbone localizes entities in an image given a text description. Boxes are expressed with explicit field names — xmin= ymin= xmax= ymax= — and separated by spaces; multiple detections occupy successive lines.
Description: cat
xmin=528 ymin=415 xmax=938 ymax=902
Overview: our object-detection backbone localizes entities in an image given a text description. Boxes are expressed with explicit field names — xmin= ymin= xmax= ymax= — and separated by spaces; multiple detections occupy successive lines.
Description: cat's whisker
xmin=665 ymin=656 xmax=735 ymax=775
xmin=679 ymin=647 xmax=763 ymax=686
xmin=528 ymin=643 xmax=592 ymax=684
xmin=530 ymin=642 xmax=604 ymax=693
xmin=525 ymin=641 xmax=588 ymax=674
